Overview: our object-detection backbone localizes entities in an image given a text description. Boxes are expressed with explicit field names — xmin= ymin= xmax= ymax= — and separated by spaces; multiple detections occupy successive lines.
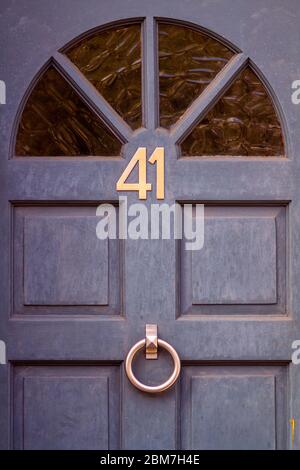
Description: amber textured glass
xmin=16 ymin=67 xmax=121 ymax=156
xmin=181 ymin=67 xmax=284 ymax=156
xmin=159 ymin=23 xmax=234 ymax=128
xmin=65 ymin=24 xmax=142 ymax=129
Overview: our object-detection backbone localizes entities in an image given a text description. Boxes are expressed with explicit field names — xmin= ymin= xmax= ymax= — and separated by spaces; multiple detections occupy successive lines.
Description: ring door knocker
xmin=125 ymin=324 xmax=181 ymax=393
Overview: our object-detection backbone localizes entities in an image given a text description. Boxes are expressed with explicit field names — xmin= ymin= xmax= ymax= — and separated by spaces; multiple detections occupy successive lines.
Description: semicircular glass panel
xmin=65 ymin=24 xmax=142 ymax=130
xmin=181 ymin=66 xmax=284 ymax=156
xmin=159 ymin=22 xmax=234 ymax=128
xmin=16 ymin=66 xmax=122 ymax=156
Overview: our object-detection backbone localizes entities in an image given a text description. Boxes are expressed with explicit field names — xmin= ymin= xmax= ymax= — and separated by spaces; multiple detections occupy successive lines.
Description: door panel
xmin=181 ymin=365 xmax=287 ymax=450
xmin=12 ymin=204 xmax=122 ymax=316
xmin=179 ymin=204 xmax=287 ymax=315
xmin=13 ymin=365 xmax=121 ymax=450
xmin=0 ymin=0 xmax=299 ymax=450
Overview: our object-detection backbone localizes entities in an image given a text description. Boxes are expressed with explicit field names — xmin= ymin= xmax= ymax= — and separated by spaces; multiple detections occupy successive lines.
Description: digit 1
xmin=149 ymin=147 xmax=165 ymax=200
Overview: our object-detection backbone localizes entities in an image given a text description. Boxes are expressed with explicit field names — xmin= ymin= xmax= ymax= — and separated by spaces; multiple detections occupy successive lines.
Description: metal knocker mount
xmin=125 ymin=324 xmax=181 ymax=393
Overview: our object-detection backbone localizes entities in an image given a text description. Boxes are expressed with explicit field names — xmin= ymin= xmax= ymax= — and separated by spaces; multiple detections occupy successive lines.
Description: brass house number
xmin=116 ymin=147 xmax=165 ymax=200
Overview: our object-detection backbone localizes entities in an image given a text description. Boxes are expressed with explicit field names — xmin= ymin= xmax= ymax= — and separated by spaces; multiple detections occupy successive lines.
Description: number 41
xmin=116 ymin=147 xmax=164 ymax=200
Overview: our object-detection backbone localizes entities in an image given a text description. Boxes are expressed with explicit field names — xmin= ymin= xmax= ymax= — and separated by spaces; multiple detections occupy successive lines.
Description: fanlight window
xmin=15 ymin=20 xmax=284 ymax=157
xmin=16 ymin=67 xmax=122 ymax=156
xmin=65 ymin=24 xmax=142 ymax=130
xmin=158 ymin=23 xmax=234 ymax=128
xmin=181 ymin=67 xmax=284 ymax=156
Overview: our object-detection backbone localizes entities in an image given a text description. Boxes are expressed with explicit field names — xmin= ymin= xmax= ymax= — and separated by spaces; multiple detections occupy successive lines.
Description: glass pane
xmin=181 ymin=67 xmax=284 ymax=156
xmin=16 ymin=67 xmax=122 ymax=156
xmin=159 ymin=23 xmax=234 ymax=128
xmin=66 ymin=24 xmax=142 ymax=129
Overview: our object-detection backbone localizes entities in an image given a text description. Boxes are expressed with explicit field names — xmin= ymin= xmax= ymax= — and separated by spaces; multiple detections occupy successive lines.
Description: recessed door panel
xmin=12 ymin=204 xmax=123 ymax=316
xmin=180 ymin=365 xmax=287 ymax=450
xmin=179 ymin=205 xmax=287 ymax=316
xmin=13 ymin=365 xmax=121 ymax=450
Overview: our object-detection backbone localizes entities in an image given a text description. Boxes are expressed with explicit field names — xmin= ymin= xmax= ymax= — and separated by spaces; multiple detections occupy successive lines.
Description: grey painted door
xmin=1 ymin=0 xmax=300 ymax=450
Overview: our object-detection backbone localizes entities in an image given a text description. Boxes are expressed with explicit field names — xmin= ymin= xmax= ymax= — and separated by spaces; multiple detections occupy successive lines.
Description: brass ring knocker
xmin=125 ymin=325 xmax=181 ymax=393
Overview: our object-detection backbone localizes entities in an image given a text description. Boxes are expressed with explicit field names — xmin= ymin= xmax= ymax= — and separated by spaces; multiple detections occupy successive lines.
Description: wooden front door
xmin=1 ymin=0 xmax=299 ymax=450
